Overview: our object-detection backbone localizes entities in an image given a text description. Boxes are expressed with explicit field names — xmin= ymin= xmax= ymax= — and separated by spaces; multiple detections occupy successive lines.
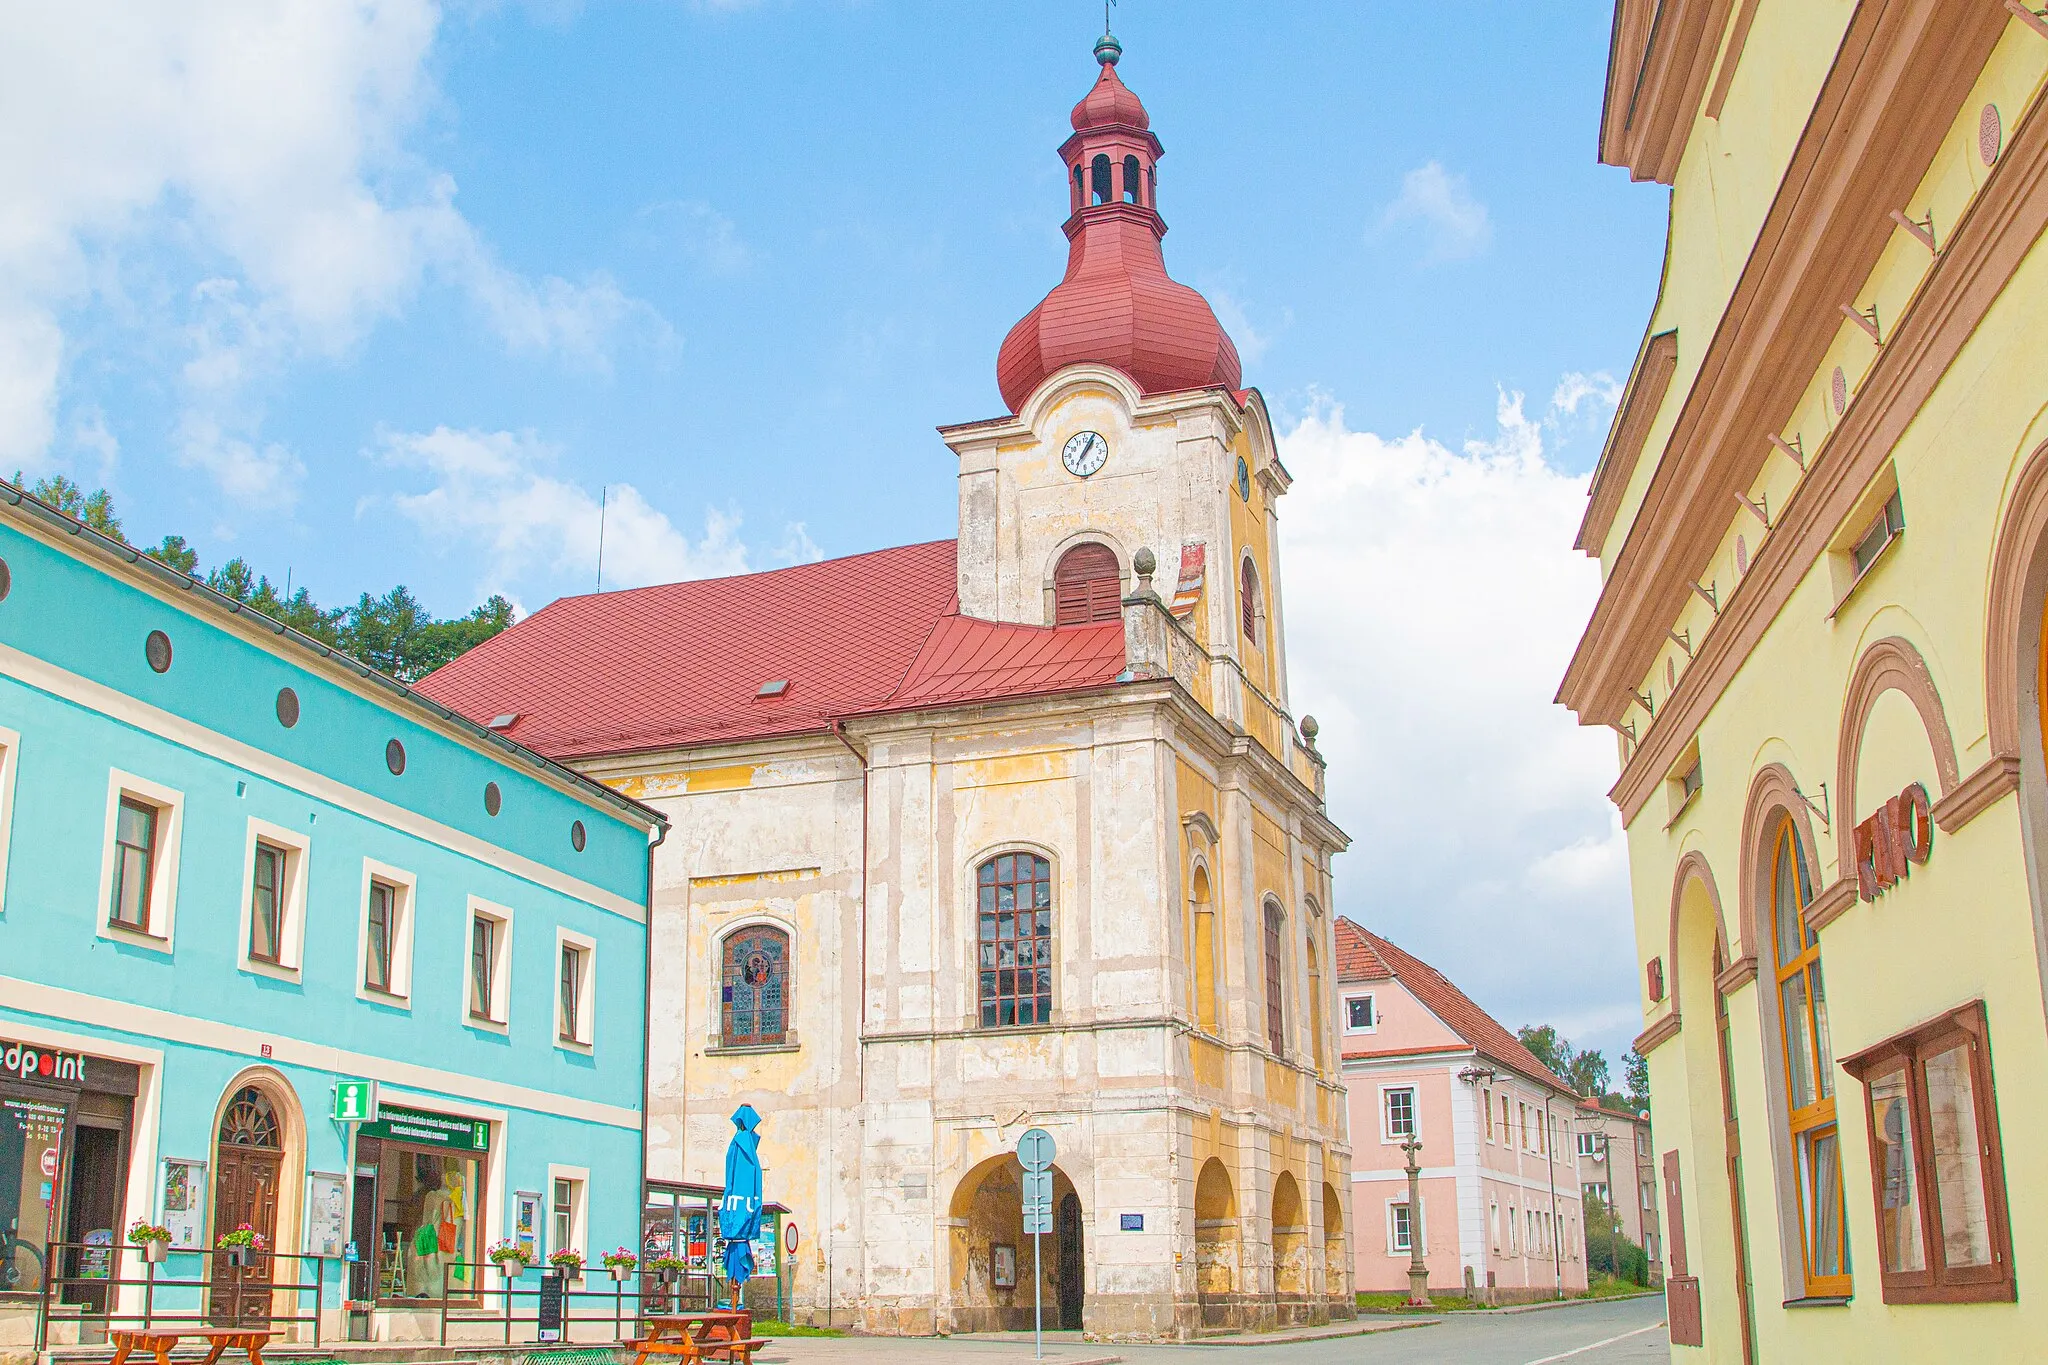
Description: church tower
xmin=945 ymin=32 xmax=1295 ymax=732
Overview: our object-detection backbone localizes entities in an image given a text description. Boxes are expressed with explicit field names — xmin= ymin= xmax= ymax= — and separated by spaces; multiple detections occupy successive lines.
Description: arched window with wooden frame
xmin=1262 ymin=899 xmax=1286 ymax=1055
xmin=720 ymin=924 xmax=790 ymax=1047
xmin=1053 ymin=543 xmax=1122 ymax=625
xmin=1240 ymin=557 xmax=1261 ymax=644
xmin=978 ymin=852 xmax=1052 ymax=1028
xmin=1769 ymin=818 xmax=1850 ymax=1297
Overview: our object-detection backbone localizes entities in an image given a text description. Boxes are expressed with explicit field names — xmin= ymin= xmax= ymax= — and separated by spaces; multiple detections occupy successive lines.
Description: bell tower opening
xmin=1053 ymin=543 xmax=1123 ymax=625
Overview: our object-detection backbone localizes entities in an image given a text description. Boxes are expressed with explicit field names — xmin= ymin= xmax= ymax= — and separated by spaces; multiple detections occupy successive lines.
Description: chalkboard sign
xmin=537 ymin=1269 xmax=566 ymax=1342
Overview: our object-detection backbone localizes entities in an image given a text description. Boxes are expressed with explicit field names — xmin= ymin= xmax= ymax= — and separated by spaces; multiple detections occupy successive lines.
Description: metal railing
xmin=433 ymin=1263 xmax=776 ymax=1347
xmin=31 ymin=1242 xmax=326 ymax=1352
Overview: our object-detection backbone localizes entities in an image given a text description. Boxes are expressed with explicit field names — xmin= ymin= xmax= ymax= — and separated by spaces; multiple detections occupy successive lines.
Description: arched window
xmin=1190 ymin=865 xmax=1217 ymax=1033
xmin=1053 ymin=543 xmax=1122 ymax=625
xmin=1123 ymin=155 xmax=1142 ymax=204
xmin=1263 ymin=901 xmax=1286 ymax=1054
xmin=978 ymin=853 xmax=1052 ymax=1027
xmin=218 ymin=1086 xmax=282 ymax=1149
xmin=721 ymin=925 xmax=789 ymax=1046
xmin=1091 ymin=154 xmax=1112 ymax=206
xmin=1240 ymin=557 xmax=1261 ymax=642
xmin=1072 ymin=163 xmax=1085 ymax=209
xmin=1769 ymin=820 xmax=1849 ymax=1296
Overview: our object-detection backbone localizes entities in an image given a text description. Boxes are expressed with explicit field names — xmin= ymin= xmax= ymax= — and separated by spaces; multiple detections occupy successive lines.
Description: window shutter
xmin=1053 ymin=544 xmax=1122 ymax=625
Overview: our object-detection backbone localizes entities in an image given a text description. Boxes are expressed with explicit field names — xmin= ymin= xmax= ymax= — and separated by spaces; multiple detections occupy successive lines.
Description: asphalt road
xmin=1117 ymin=1298 xmax=1669 ymax=1365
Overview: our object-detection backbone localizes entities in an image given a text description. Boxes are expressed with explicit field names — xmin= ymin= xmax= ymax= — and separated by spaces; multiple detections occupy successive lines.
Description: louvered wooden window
xmin=1241 ymin=558 xmax=1260 ymax=641
xmin=1263 ymin=902 xmax=1286 ymax=1054
xmin=1053 ymin=544 xmax=1122 ymax=625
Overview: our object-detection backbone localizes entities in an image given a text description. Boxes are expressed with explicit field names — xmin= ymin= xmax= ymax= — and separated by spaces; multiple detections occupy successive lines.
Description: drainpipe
xmin=1543 ymin=1093 xmax=1561 ymax=1300
xmin=643 ymin=818 xmax=670 ymax=1255
xmin=827 ymin=720 xmax=870 ymax=1327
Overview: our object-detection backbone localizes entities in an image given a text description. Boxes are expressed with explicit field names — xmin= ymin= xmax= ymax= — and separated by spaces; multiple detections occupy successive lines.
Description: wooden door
xmin=1055 ymin=1193 xmax=1083 ymax=1331
xmin=210 ymin=1087 xmax=284 ymax=1328
xmin=1663 ymin=1150 xmax=1702 ymax=1347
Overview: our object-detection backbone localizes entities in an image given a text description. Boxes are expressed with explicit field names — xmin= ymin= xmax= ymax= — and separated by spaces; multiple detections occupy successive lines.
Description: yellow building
xmin=1560 ymin=3 xmax=2048 ymax=1360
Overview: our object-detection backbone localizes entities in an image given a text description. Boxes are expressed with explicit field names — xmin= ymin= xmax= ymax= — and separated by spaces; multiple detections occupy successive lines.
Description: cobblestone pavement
xmin=749 ymin=1296 xmax=1667 ymax=1365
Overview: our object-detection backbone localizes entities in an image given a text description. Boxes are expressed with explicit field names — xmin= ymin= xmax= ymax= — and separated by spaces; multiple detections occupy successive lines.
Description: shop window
xmin=99 ymin=770 xmax=182 ymax=948
xmin=1841 ymin=1001 xmax=2013 ymax=1303
xmin=238 ymin=819 xmax=309 ymax=977
xmin=1262 ymin=900 xmax=1285 ymax=1054
xmin=466 ymin=899 xmax=512 ymax=1029
xmin=1766 ymin=817 xmax=1849 ymax=1297
xmin=2 ymin=1086 xmax=71 ymax=1295
xmin=358 ymin=861 xmax=416 ymax=1003
xmin=1345 ymin=994 xmax=1376 ymax=1032
xmin=719 ymin=925 xmax=789 ymax=1046
xmin=360 ymin=1124 xmax=485 ymax=1303
xmin=557 ymin=931 xmax=596 ymax=1048
xmin=977 ymin=853 xmax=1052 ymax=1028
xmin=1383 ymin=1086 xmax=1416 ymax=1141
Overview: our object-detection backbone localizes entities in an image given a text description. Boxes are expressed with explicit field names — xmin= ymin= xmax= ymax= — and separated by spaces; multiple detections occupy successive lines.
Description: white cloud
xmin=632 ymin=200 xmax=757 ymax=277
xmin=376 ymin=426 xmax=756 ymax=598
xmin=1551 ymin=370 xmax=1623 ymax=418
xmin=1203 ymin=285 xmax=1287 ymax=367
xmin=1380 ymin=160 xmax=1492 ymax=263
xmin=1279 ymin=387 xmax=1636 ymax=1059
xmin=0 ymin=2 xmax=668 ymax=496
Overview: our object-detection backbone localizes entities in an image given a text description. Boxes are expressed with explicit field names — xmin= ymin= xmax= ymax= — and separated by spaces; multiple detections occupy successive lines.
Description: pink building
xmin=1574 ymin=1099 xmax=1661 ymax=1283
xmin=1335 ymin=919 xmax=1588 ymax=1302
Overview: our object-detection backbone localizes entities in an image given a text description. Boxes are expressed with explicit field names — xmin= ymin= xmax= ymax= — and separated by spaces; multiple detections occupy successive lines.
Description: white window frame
xmin=1380 ymin=1084 xmax=1418 ymax=1143
xmin=546 ymin=1163 xmax=589 ymax=1260
xmin=1386 ymin=1198 xmax=1417 ymax=1255
xmin=0 ymin=725 xmax=18 ymax=915
xmin=357 ymin=859 xmax=417 ymax=1005
xmin=1577 ymin=1131 xmax=1600 ymax=1159
xmin=96 ymin=768 xmax=184 ymax=952
xmin=554 ymin=927 xmax=597 ymax=1052
xmin=465 ymin=896 xmax=514 ymax=1032
xmin=237 ymin=817 xmax=311 ymax=979
xmin=1343 ymin=993 xmax=1377 ymax=1034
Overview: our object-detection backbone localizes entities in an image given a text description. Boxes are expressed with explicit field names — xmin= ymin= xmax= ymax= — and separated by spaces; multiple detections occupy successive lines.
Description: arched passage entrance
xmin=1194 ymin=1158 xmax=1238 ymax=1328
xmin=946 ymin=1154 xmax=1083 ymax=1334
xmin=207 ymin=1074 xmax=302 ymax=1328
xmin=1321 ymin=1181 xmax=1347 ymax=1302
xmin=1271 ymin=1171 xmax=1308 ymax=1318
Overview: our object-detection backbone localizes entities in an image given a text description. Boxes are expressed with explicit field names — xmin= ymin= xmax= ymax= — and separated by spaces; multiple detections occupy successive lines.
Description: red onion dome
xmin=996 ymin=36 xmax=1241 ymax=414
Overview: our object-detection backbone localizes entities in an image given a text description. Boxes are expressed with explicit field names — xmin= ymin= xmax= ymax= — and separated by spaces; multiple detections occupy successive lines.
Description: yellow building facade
xmin=1561 ymin=3 xmax=2048 ymax=1360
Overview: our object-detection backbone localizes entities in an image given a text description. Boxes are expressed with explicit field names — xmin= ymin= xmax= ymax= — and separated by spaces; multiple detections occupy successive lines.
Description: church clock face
xmin=1062 ymin=430 xmax=1109 ymax=478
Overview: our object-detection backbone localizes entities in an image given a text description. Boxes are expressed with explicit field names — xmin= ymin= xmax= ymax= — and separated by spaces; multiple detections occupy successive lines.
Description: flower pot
xmin=141 ymin=1239 xmax=169 ymax=1264
xmin=608 ymin=1264 xmax=633 ymax=1282
xmin=496 ymin=1260 xmax=528 ymax=1279
xmin=659 ymin=1268 xmax=681 ymax=1286
xmin=225 ymin=1246 xmax=254 ymax=1268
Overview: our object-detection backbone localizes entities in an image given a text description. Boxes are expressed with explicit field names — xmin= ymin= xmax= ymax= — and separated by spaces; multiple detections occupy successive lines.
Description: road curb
xmin=1176 ymin=1318 xmax=1441 ymax=1347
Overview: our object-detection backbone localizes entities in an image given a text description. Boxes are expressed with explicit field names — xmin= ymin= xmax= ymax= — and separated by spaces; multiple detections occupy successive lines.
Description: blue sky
xmin=7 ymin=2 xmax=1670 ymax=1063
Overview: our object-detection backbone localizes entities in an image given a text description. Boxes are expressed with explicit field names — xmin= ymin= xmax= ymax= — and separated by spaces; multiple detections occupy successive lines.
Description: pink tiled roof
xmin=1335 ymin=917 xmax=1575 ymax=1095
xmin=417 ymin=540 xmax=1128 ymax=759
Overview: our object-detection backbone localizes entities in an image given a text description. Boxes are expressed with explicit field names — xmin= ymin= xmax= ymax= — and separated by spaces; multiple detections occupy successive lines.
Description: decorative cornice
xmin=1806 ymin=877 xmax=1859 ymax=933
xmin=1600 ymin=0 xmax=1739 ymax=184
xmin=1599 ymin=64 xmax=2048 ymax=823
xmin=1635 ymin=1010 xmax=1684 ymax=1055
xmin=1578 ymin=330 xmax=1680 ymax=555
xmin=1933 ymin=753 xmax=2023 ymax=833
xmin=1714 ymin=953 xmax=1758 ymax=994
xmin=1565 ymin=0 xmax=2015 ymax=744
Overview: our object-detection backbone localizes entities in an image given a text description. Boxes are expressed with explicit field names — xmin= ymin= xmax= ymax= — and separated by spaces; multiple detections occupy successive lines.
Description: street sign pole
xmin=1016 ymin=1128 xmax=1056 ymax=1362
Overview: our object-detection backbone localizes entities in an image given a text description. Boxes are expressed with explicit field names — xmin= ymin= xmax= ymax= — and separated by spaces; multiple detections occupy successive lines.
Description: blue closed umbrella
xmin=719 ymin=1105 xmax=763 ymax=1289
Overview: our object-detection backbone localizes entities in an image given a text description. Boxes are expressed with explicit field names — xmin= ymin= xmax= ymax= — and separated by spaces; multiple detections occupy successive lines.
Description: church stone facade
xmin=423 ymin=35 xmax=1352 ymax=1342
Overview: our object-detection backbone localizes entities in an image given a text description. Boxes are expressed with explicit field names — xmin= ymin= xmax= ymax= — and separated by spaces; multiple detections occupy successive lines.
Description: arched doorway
xmin=946 ymin=1155 xmax=1082 ymax=1334
xmin=1271 ymin=1171 xmax=1308 ymax=1318
xmin=1321 ymin=1181 xmax=1347 ymax=1302
xmin=209 ymin=1081 xmax=288 ymax=1326
xmin=1194 ymin=1158 xmax=1238 ymax=1328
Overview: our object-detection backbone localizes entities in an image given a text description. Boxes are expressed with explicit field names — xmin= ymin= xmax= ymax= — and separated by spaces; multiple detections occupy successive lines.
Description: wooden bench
xmin=109 ymin=1330 xmax=279 ymax=1365
xmin=623 ymin=1335 xmax=767 ymax=1363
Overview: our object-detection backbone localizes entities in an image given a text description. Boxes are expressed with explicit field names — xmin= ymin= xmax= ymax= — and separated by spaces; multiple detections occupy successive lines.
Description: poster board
xmin=161 ymin=1157 xmax=207 ymax=1250
xmin=515 ymin=1191 xmax=541 ymax=1263
xmin=305 ymin=1172 xmax=347 ymax=1258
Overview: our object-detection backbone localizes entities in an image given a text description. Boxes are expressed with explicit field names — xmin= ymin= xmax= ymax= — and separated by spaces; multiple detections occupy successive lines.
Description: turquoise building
xmin=0 ymin=481 xmax=663 ymax=1344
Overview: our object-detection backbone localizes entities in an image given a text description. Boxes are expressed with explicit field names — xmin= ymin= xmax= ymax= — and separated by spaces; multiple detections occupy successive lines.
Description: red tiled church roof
xmin=416 ymin=540 xmax=1128 ymax=760
xmin=1335 ymin=917 xmax=1575 ymax=1094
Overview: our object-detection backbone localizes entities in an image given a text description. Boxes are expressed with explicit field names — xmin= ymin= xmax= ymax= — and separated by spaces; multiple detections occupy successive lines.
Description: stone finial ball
xmin=1299 ymin=714 xmax=1320 ymax=742
xmin=1132 ymin=547 xmax=1156 ymax=577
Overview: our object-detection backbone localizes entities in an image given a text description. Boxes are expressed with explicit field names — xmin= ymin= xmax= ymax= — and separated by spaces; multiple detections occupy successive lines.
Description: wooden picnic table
xmin=628 ymin=1311 xmax=764 ymax=1364
xmin=108 ymin=1329 xmax=279 ymax=1365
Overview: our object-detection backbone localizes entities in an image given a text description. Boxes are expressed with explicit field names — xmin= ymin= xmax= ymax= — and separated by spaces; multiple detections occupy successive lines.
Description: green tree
xmin=1622 ymin=1049 xmax=1650 ymax=1112
xmin=148 ymin=535 xmax=199 ymax=574
xmin=1517 ymin=1024 xmax=1612 ymax=1099
xmin=17 ymin=472 xmax=123 ymax=539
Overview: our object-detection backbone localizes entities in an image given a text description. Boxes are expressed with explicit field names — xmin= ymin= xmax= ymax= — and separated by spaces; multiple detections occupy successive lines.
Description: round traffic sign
xmin=1017 ymin=1127 xmax=1056 ymax=1173
xmin=40 ymin=1148 xmax=58 ymax=1178
xmin=784 ymin=1222 xmax=800 ymax=1255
